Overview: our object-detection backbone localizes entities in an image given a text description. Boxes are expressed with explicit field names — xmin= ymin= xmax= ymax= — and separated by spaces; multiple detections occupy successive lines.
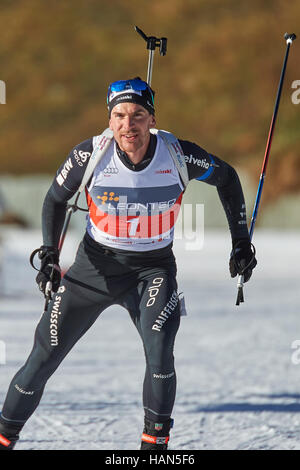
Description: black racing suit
xmin=0 ymin=133 xmax=250 ymax=431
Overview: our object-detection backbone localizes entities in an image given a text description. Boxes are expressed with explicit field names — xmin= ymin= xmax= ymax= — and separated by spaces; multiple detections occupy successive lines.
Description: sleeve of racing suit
xmin=179 ymin=139 xmax=250 ymax=244
xmin=41 ymin=138 xmax=94 ymax=248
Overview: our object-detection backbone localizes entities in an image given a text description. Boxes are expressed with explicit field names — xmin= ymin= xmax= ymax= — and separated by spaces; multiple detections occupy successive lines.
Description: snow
xmin=0 ymin=227 xmax=300 ymax=450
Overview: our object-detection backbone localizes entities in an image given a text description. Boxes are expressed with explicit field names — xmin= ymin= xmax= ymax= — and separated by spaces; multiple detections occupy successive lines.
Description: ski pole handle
xmin=284 ymin=32 xmax=297 ymax=44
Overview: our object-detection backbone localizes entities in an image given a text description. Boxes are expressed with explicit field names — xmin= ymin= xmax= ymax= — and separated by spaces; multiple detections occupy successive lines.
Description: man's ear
xmin=109 ymin=118 xmax=113 ymax=130
xmin=150 ymin=114 xmax=156 ymax=128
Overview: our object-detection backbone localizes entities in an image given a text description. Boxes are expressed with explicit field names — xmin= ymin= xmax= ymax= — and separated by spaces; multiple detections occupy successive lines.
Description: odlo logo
xmin=146 ymin=277 xmax=164 ymax=307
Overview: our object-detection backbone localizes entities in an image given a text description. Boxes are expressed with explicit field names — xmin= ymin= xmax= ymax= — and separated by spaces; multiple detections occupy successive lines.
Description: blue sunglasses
xmin=107 ymin=78 xmax=154 ymax=104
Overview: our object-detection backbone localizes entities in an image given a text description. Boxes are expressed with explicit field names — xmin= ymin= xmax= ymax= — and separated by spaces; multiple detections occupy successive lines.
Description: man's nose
xmin=123 ymin=116 xmax=135 ymax=128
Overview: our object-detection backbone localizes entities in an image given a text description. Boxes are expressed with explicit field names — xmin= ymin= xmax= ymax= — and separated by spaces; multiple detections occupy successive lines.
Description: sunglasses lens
xmin=109 ymin=79 xmax=150 ymax=93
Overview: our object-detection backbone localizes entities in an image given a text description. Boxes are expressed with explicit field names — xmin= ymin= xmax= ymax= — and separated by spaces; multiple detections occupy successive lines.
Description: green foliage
xmin=0 ymin=0 xmax=299 ymax=199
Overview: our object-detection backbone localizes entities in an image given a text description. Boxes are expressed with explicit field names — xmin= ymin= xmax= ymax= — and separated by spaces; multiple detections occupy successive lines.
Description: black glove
xmin=35 ymin=246 xmax=61 ymax=296
xmin=229 ymin=238 xmax=257 ymax=283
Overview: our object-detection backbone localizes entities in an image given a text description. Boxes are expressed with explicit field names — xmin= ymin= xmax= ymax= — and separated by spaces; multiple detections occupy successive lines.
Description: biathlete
xmin=0 ymin=77 xmax=257 ymax=450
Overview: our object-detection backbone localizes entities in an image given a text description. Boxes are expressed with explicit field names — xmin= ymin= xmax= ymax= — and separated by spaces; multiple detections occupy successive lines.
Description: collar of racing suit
xmin=115 ymin=133 xmax=157 ymax=172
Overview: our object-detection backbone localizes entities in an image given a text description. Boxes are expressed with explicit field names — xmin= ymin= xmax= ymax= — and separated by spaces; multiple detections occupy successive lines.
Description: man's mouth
xmin=122 ymin=133 xmax=138 ymax=142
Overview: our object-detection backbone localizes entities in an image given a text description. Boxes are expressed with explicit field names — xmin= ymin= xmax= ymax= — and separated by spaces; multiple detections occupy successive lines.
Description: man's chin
xmin=119 ymin=139 xmax=142 ymax=153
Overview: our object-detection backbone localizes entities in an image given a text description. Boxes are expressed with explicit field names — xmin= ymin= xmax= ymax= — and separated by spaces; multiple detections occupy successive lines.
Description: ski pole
xmin=236 ymin=32 xmax=297 ymax=306
xmin=40 ymin=199 xmax=79 ymax=312
xmin=134 ymin=26 xmax=167 ymax=86
xmin=58 ymin=193 xmax=80 ymax=253
xmin=37 ymin=193 xmax=82 ymax=312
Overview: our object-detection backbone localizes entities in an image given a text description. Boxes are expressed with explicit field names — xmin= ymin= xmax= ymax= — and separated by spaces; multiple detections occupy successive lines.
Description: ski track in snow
xmin=0 ymin=228 xmax=300 ymax=450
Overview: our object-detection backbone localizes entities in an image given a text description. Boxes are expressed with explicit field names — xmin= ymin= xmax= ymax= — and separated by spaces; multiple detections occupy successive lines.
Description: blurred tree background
xmin=0 ymin=0 xmax=299 ymax=203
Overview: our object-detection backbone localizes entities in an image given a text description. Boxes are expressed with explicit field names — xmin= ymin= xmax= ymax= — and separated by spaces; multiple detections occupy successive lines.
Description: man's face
xmin=109 ymin=102 xmax=156 ymax=154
